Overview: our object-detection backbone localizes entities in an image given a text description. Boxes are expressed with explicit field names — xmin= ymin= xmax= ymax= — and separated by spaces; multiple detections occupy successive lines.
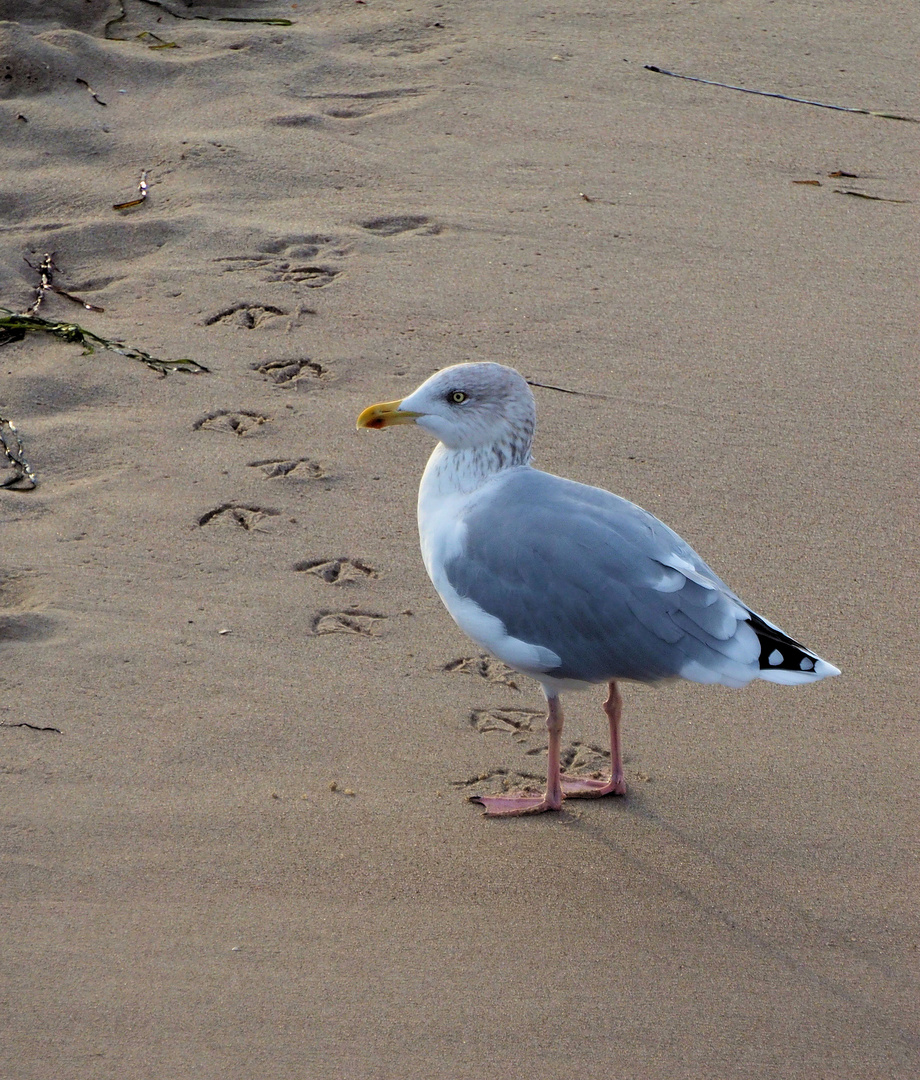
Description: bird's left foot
xmin=560 ymin=773 xmax=626 ymax=798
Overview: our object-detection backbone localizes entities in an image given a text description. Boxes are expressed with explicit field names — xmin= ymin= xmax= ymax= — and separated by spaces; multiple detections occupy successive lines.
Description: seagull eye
xmin=449 ymin=391 xmax=468 ymax=404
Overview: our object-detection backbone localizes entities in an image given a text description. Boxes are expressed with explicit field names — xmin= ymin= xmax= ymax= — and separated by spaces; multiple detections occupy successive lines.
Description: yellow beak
xmin=356 ymin=399 xmax=422 ymax=430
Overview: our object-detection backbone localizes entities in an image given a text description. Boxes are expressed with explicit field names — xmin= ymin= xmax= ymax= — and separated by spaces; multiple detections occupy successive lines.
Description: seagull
xmin=357 ymin=362 xmax=840 ymax=817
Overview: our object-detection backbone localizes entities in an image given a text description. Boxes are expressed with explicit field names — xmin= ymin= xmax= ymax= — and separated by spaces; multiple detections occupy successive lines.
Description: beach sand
xmin=1 ymin=2 xmax=917 ymax=1077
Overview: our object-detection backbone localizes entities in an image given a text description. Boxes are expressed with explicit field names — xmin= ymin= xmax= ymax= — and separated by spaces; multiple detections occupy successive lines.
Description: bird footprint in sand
xmin=310 ymin=610 xmax=387 ymax=636
xmin=198 ymin=504 xmax=279 ymax=531
xmin=295 ymin=558 xmax=378 ymax=585
xmin=194 ymin=410 xmax=270 ymax=436
xmin=252 ymin=358 xmax=328 ymax=388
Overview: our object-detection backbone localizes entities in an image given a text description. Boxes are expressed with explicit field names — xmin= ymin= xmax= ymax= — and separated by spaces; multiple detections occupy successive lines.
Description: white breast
xmin=416 ymin=447 xmax=562 ymax=679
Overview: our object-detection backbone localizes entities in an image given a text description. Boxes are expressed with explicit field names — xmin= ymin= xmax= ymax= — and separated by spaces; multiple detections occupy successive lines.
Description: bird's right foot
xmin=470 ymin=790 xmax=562 ymax=817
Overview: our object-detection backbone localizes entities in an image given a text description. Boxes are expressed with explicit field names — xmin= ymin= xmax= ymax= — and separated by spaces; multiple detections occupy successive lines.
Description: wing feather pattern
xmin=442 ymin=469 xmax=806 ymax=687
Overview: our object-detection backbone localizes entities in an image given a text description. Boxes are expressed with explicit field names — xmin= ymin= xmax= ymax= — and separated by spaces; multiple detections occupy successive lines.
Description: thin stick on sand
xmin=645 ymin=65 xmax=919 ymax=122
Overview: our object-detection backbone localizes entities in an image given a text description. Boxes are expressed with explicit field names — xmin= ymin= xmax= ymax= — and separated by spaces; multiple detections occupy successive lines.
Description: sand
xmin=1 ymin=2 xmax=917 ymax=1077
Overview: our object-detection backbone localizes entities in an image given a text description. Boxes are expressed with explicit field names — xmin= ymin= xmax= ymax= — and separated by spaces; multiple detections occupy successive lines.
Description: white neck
xmin=419 ymin=441 xmax=531 ymax=499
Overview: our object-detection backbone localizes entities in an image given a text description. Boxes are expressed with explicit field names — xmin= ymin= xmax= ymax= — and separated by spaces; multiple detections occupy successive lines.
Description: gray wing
xmin=444 ymin=468 xmax=762 ymax=687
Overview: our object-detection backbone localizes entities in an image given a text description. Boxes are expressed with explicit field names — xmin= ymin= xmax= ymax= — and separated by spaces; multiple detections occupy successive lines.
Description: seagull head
xmin=357 ymin=363 xmax=536 ymax=461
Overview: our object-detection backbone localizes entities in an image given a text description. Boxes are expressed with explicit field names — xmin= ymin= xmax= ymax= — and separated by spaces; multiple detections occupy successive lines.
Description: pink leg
xmin=560 ymin=680 xmax=627 ymax=798
xmin=472 ymin=694 xmax=565 ymax=817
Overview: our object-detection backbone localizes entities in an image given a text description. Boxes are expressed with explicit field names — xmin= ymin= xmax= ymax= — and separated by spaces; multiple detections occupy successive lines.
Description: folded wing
xmin=443 ymin=469 xmax=833 ymax=688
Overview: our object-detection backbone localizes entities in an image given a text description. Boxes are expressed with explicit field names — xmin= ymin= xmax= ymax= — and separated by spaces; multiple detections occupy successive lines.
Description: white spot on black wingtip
xmin=749 ymin=611 xmax=838 ymax=680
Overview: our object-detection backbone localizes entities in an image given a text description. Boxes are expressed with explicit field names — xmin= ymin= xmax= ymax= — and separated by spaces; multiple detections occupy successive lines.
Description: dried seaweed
xmin=645 ymin=66 xmax=919 ymax=122
xmin=0 ymin=415 xmax=36 ymax=490
xmin=25 ymin=253 xmax=104 ymax=315
xmin=105 ymin=0 xmax=293 ymax=38
xmin=0 ymin=309 xmax=208 ymax=376
xmin=2 ymin=254 xmax=207 ymax=490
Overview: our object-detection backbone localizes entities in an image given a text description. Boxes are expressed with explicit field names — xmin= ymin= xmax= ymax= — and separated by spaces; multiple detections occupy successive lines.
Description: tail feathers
xmin=748 ymin=611 xmax=840 ymax=685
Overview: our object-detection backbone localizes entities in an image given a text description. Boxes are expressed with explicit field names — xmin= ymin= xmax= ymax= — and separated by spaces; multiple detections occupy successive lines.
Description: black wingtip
xmin=748 ymin=610 xmax=835 ymax=677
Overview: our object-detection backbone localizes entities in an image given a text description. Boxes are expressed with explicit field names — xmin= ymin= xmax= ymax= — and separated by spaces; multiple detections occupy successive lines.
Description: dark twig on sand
xmin=833 ymin=189 xmax=911 ymax=203
xmin=75 ymin=78 xmax=107 ymax=107
xmin=645 ymin=65 xmax=919 ymax=122
xmin=0 ymin=721 xmax=62 ymax=733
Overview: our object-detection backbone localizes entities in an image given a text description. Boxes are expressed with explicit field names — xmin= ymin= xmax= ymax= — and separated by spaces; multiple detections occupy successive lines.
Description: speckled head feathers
xmin=397 ymin=362 xmax=536 ymax=462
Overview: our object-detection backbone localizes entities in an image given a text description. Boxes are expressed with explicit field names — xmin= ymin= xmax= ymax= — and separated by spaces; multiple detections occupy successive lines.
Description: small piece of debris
xmin=75 ymin=77 xmax=107 ymax=106
xmin=113 ymin=169 xmax=149 ymax=211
